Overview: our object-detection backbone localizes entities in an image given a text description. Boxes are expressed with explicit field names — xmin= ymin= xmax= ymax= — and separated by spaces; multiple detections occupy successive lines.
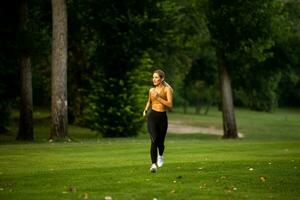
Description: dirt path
xmin=168 ymin=121 xmax=244 ymax=138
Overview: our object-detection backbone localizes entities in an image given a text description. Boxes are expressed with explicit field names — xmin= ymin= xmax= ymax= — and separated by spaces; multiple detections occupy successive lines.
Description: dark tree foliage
xmin=207 ymin=0 xmax=278 ymax=64
xmin=183 ymin=57 xmax=218 ymax=114
xmin=0 ymin=0 xmax=19 ymax=133
xmin=80 ymin=0 xmax=164 ymax=137
xmin=207 ymin=0 xmax=289 ymax=112
xmin=277 ymin=0 xmax=300 ymax=107
xmin=229 ymin=1 xmax=293 ymax=111
xmin=29 ymin=0 xmax=52 ymax=107
xmin=1 ymin=0 xmax=52 ymax=136
xmin=67 ymin=0 xmax=91 ymax=124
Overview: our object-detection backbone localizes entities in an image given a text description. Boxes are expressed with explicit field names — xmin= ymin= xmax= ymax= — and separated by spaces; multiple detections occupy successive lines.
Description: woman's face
xmin=153 ymin=73 xmax=163 ymax=86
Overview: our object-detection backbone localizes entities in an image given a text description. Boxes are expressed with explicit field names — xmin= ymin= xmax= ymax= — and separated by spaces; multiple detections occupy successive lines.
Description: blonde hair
xmin=154 ymin=69 xmax=173 ymax=92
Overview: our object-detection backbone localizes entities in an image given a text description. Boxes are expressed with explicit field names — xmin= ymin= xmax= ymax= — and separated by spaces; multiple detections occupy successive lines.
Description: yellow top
xmin=150 ymin=86 xmax=168 ymax=112
xmin=143 ymin=84 xmax=173 ymax=116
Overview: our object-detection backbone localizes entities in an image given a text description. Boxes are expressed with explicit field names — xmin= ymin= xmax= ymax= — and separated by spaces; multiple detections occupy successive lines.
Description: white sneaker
xmin=149 ymin=164 xmax=157 ymax=173
xmin=157 ymin=155 xmax=164 ymax=167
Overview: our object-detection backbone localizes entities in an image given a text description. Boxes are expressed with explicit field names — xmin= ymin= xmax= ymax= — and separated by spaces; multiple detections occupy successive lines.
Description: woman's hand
xmin=149 ymin=87 xmax=172 ymax=109
xmin=143 ymin=110 xmax=147 ymax=117
xmin=150 ymin=90 xmax=159 ymax=99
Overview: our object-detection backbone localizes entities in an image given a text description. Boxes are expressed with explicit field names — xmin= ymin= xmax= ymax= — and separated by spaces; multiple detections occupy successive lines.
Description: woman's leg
xmin=147 ymin=112 xmax=159 ymax=164
xmin=157 ymin=113 xmax=168 ymax=156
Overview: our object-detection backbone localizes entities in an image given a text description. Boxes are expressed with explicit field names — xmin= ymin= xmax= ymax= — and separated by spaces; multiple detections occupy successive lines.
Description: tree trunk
xmin=183 ymin=89 xmax=188 ymax=114
xmin=217 ymin=49 xmax=238 ymax=138
xmin=183 ymin=100 xmax=187 ymax=114
xmin=18 ymin=53 xmax=33 ymax=140
xmin=17 ymin=0 xmax=33 ymax=141
xmin=50 ymin=0 xmax=68 ymax=140
xmin=195 ymin=95 xmax=201 ymax=115
xmin=204 ymin=100 xmax=212 ymax=115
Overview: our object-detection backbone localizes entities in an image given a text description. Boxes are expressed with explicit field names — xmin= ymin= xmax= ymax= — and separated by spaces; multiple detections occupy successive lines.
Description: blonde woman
xmin=143 ymin=69 xmax=173 ymax=173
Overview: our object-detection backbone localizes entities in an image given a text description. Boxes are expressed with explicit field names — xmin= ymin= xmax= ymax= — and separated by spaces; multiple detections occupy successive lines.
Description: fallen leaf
xmin=224 ymin=186 xmax=237 ymax=193
xmin=82 ymin=193 xmax=89 ymax=200
xmin=104 ymin=196 xmax=112 ymax=200
xmin=260 ymin=176 xmax=267 ymax=182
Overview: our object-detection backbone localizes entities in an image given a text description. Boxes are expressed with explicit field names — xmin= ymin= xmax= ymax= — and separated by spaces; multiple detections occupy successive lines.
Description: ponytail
xmin=163 ymin=81 xmax=173 ymax=93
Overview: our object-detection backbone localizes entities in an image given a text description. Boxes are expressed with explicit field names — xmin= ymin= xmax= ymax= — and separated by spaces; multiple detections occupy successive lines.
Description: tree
xmin=216 ymin=49 xmax=237 ymax=138
xmin=206 ymin=2 xmax=238 ymax=138
xmin=16 ymin=0 xmax=34 ymax=141
xmin=50 ymin=0 xmax=68 ymax=140
xmin=206 ymin=0 xmax=283 ymax=138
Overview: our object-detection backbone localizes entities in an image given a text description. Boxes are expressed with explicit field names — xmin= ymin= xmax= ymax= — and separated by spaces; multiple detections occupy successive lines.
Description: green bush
xmin=84 ymin=54 xmax=152 ymax=137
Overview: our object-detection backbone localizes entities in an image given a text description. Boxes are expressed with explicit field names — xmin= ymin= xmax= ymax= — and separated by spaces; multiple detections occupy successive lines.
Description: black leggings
xmin=147 ymin=110 xmax=168 ymax=164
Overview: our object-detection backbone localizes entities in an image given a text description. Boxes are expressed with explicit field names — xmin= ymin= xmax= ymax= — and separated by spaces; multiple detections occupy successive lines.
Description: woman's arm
xmin=143 ymin=90 xmax=151 ymax=116
xmin=155 ymin=87 xmax=173 ymax=108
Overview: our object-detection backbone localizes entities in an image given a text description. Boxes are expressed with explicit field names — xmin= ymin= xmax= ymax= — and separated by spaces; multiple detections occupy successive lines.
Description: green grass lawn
xmin=0 ymin=107 xmax=299 ymax=200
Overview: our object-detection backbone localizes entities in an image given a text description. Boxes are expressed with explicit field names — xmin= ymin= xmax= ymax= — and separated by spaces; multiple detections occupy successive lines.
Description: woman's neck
xmin=155 ymin=83 xmax=164 ymax=89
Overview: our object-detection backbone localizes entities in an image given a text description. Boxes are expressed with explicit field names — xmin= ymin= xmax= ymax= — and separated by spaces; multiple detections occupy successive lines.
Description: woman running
xmin=143 ymin=69 xmax=173 ymax=173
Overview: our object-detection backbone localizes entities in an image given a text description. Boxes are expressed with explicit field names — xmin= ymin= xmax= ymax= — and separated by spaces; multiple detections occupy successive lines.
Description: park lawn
xmin=0 ymin=107 xmax=300 ymax=199
xmin=0 ymin=139 xmax=299 ymax=200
